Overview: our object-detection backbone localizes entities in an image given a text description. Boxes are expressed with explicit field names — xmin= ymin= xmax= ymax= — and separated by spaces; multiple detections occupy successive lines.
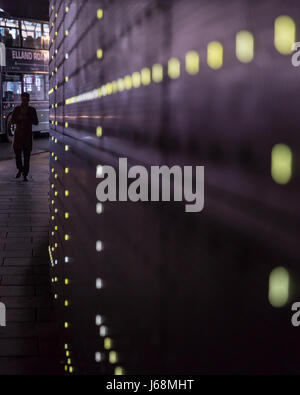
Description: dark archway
xmin=0 ymin=0 xmax=49 ymax=20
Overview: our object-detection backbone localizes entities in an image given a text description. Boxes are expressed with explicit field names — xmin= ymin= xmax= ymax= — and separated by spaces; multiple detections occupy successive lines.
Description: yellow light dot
xmin=55 ymin=31 xmax=58 ymax=36
xmin=132 ymin=72 xmax=141 ymax=88
xmin=207 ymin=41 xmax=223 ymax=69
xmin=65 ymin=76 xmax=69 ymax=82
xmin=65 ymin=30 xmax=69 ymax=36
xmin=185 ymin=51 xmax=200 ymax=75
xmin=112 ymin=81 xmax=118 ymax=93
xmin=152 ymin=64 xmax=163 ymax=83
xmin=271 ymin=144 xmax=293 ymax=184
xmin=274 ymin=15 xmax=296 ymax=55
xmin=168 ymin=58 xmax=180 ymax=79
xmin=64 ymin=278 xmax=69 ymax=285
xmin=55 ymin=226 xmax=58 ymax=230
xmin=64 ymin=322 xmax=69 ymax=328
xmin=141 ymin=68 xmax=151 ymax=85
xmin=106 ymin=83 xmax=113 ymax=95
xmin=64 ymin=344 xmax=68 ymax=350
xmin=67 ymin=358 xmax=71 ymax=365
xmin=69 ymin=366 xmax=74 ymax=373
xmin=117 ymin=79 xmax=125 ymax=92
xmin=97 ymin=49 xmax=103 ymax=59
xmin=65 ymin=167 xmax=69 ymax=174
xmin=55 ymin=174 xmax=58 ymax=179
xmin=65 ymin=234 xmax=70 ymax=241
xmin=55 ymin=13 xmax=58 ymax=18
xmin=64 ymin=365 xmax=68 ymax=371
xmin=55 ymin=191 xmax=58 ymax=196
xmin=96 ymin=127 xmax=103 ymax=137
xmin=236 ymin=31 xmax=254 ymax=63
xmin=65 ymin=212 xmax=69 ymax=219
xmin=65 ymin=6 xmax=69 ymax=12
xmin=104 ymin=337 xmax=113 ymax=350
xmin=269 ymin=267 xmax=290 ymax=307
xmin=65 ymin=145 xmax=69 ymax=151
xmin=66 ymin=351 xmax=70 ymax=357
xmin=65 ymin=190 xmax=69 ymax=197
xmin=124 ymin=75 xmax=132 ymax=90
xmin=109 ymin=351 xmax=118 ymax=364
xmin=115 ymin=367 xmax=124 ymax=375
xmin=54 ymin=294 xmax=58 ymax=299
xmin=97 ymin=9 xmax=103 ymax=19
xmin=65 ymin=300 xmax=69 ymax=307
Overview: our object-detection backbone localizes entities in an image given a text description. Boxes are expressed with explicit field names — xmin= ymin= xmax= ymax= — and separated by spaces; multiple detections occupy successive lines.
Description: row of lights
xmin=49 ymin=4 xmax=124 ymax=375
xmin=49 ymin=5 xmax=295 ymax=371
xmin=57 ymin=14 xmax=295 ymax=105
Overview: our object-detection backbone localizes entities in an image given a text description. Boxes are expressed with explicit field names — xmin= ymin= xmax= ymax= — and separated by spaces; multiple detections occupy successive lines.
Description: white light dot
xmin=96 ymin=203 xmax=103 ymax=214
xmin=65 ymin=53 xmax=69 ymax=59
xmin=96 ymin=240 xmax=103 ymax=252
xmin=96 ymin=278 xmax=103 ymax=289
xmin=54 ymin=259 xmax=58 ymax=265
xmin=99 ymin=326 xmax=108 ymax=337
xmin=95 ymin=315 xmax=102 ymax=326
xmin=65 ymin=256 xmax=69 ymax=263
xmin=96 ymin=165 xmax=103 ymax=177
xmin=95 ymin=352 xmax=102 ymax=362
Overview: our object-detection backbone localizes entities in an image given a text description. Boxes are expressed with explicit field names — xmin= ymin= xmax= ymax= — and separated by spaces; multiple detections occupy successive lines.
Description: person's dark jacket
xmin=11 ymin=106 xmax=39 ymax=151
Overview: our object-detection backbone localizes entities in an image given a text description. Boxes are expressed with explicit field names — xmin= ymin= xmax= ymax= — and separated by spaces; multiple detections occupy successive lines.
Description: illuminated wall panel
xmin=49 ymin=0 xmax=300 ymax=374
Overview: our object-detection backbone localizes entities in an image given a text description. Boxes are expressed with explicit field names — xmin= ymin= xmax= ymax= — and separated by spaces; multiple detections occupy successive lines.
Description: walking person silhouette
xmin=11 ymin=92 xmax=39 ymax=182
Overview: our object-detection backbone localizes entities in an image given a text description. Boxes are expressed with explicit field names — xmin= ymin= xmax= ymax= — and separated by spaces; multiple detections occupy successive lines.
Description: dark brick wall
xmin=49 ymin=0 xmax=300 ymax=374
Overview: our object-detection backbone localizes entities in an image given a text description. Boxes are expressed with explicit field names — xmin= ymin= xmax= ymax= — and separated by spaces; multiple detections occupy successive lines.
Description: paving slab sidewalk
xmin=0 ymin=152 xmax=61 ymax=375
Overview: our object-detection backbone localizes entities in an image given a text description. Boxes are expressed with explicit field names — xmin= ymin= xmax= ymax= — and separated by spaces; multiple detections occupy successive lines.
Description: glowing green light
xmin=152 ymin=64 xmax=163 ymax=83
xmin=207 ymin=41 xmax=223 ymax=69
xmin=236 ymin=30 xmax=254 ymax=63
xmin=168 ymin=58 xmax=180 ymax=79
xmin=185 ymin=51 xmax=200 ymax=75
xmin=274 ymin=15 xmax=296 ymax=55
xmin=269 ymin=267 xmax=289 ymax=308
xmin=271 ymin=144 xmax=293 ymax=184
xmin=141 ymin=68 xmax=151 ymax=85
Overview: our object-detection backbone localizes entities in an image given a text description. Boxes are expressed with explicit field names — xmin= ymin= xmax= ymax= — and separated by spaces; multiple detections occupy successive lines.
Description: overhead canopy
xmin=0 ymin=0 xmax=49 ymax=21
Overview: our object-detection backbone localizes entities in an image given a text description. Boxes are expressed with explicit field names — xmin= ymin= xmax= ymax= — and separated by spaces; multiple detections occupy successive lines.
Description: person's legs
xmin=14 ymin=149 xmax=23 ymax=176
xmin=23 ymin=150 xmax=31 ymax=177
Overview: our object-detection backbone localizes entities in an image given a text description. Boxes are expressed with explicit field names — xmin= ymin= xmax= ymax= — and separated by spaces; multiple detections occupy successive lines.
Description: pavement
xmin=0 ymin=152 xmax=61 ymax=375
xmin=0 ymin=135 xmax=49 ymax=162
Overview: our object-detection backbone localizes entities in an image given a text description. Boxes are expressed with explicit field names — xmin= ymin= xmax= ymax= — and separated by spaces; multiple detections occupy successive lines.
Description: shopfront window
xmin=23 ymin=74 xmax=45 ymax=101
xmin=2 ymin=73 xmax=22 ymax=102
